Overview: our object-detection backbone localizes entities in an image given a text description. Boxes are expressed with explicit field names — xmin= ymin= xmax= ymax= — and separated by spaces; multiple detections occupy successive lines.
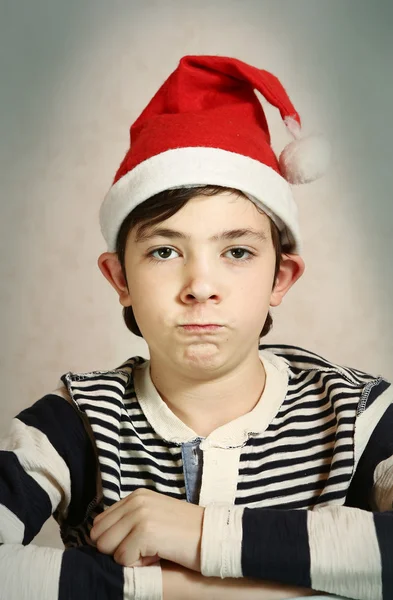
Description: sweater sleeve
xmin=0 ymin=387 xmax=162 ymax=600
xmin=200 ymin=387 xmax=393 ymax=600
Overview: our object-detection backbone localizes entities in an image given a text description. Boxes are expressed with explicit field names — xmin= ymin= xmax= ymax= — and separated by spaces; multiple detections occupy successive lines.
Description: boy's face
xmin=99 ymin=191 xmax=304 ymax=374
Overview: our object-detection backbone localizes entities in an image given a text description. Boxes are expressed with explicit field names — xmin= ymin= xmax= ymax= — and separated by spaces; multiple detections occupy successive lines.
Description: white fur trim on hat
xmin=99 ymin=147 xmax=302 ymax=253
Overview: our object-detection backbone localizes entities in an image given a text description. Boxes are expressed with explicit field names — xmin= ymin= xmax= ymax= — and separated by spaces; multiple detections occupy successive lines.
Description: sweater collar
xmin=132 ymin=349 xmax=289 ymax=447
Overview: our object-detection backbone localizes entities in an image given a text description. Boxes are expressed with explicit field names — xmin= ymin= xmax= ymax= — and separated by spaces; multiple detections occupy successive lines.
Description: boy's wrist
xmin=161 ymin=559 xmax=203 ymax=600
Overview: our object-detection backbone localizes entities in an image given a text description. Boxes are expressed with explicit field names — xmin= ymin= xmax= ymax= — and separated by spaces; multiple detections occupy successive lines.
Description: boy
xmin=0 ymin=55 xmax=391 ymax=600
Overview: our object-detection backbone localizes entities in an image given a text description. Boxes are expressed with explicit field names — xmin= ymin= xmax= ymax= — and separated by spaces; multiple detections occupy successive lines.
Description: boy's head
xmin=98 ymin=185 xmax=304 ymax=371
xmin=97 ymin=55 xmax=328 ymax=367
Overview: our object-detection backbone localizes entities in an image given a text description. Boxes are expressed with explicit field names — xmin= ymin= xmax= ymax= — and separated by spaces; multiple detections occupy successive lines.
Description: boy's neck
xmin=148 ymin=354 xmax=266 ymax=438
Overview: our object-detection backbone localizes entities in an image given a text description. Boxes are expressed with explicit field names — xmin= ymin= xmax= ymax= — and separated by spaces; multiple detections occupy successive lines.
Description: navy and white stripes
xmin=0 ymin=343 xmax=392 ymax=599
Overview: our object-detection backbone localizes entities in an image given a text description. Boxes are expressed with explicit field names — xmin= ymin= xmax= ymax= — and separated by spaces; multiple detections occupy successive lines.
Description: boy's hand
xmin=90 ymin=488 xmax=205 ymax=572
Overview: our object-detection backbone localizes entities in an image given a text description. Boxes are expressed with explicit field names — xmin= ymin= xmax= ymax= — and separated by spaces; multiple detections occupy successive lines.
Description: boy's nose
xmin=178 ymin=253 xmax=225 ymax=303
xmin=179 ymin=261 xmax=221 ymax=303
xmin=180 ymin=277 xmax=221 ymax=304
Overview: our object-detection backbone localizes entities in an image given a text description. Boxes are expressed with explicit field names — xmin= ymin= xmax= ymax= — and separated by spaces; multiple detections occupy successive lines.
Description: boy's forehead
xmin=132 ymin=191 xmax=271 ymax=242
xmin=134 ymin=225 xmax=270 ymax=245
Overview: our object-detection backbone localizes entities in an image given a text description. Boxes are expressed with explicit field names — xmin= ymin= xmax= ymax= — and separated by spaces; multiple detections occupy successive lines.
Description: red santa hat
xmin=99 ymin=55 xmax=330 ymax=254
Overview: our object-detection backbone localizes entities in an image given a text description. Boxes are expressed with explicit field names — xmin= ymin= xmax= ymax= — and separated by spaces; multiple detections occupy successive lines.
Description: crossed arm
xmin=161 ymin=560 xmax=324 ymax=600
xmin=0 ymin=393 xmax=324 ymax=600
xmin=2 ymin=390 xmax=392 ymax=599
xmin=88 ymin=487 xmax=324 ymax=599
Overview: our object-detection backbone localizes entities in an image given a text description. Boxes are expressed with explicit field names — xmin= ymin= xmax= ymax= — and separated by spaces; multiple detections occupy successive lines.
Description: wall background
xmin=1 ymin=0 xmax=392 ymax=548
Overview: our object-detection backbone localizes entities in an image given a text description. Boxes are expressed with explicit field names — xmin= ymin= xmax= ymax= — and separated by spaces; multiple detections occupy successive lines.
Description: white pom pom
xmin=279 ymin=116 xmax=331 ymax=184
xmin=279 ymin=134 xmax=331 ymax=184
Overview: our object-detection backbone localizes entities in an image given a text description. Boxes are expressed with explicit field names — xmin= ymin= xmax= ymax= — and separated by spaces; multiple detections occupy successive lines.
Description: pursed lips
xmin=179 ymin=324 xmax=224 ymax=327
xmin=179 ymin=323 xmax=224 ymax=331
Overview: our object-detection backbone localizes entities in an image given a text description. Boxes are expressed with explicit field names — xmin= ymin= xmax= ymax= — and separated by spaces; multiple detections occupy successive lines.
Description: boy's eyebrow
xmin=135 ymin=227 xmax=269 ymax=244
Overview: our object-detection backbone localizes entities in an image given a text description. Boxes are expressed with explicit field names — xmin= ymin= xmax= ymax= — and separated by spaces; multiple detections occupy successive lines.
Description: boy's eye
xmin=230 ymin=248 xmax=252 ymax=260
xmin=147 ymin=247 xmax=176 ymax=260
xmin=147 ymin=247 xmax=255 ymax=261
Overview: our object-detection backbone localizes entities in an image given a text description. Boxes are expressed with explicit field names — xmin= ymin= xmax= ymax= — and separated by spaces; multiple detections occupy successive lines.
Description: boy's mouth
xmin=180 ymin=324 xmax=223 ymax=332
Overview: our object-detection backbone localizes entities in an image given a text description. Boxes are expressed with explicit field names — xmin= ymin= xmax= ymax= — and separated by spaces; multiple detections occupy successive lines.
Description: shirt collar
xmin=133 ymin=349 xmax=289 ymax=447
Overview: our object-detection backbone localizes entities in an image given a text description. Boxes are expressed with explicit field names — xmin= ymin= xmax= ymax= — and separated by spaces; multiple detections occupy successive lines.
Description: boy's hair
xmin=115 ymin=185 xmax=295 ymax=339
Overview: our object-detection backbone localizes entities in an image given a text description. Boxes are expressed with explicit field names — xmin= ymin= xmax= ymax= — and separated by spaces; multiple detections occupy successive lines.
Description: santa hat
xmin=99 ymin=55 xmax=330 ymax=254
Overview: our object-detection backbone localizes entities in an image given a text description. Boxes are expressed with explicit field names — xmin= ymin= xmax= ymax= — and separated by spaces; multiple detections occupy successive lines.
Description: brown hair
xmin=115 ymin=186 xmax=294 ymax=339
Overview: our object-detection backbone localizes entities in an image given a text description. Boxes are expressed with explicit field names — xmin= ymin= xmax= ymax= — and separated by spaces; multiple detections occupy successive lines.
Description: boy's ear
xmin=269 ymin=254 xmax=305 ymax=307
xmin=97 ymin=252 xmax=133 ymax=307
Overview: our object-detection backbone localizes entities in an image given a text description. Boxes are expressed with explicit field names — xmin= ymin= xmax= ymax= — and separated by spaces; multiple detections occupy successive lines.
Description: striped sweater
xmin=0 ymin=343 xmax=392 ymax=600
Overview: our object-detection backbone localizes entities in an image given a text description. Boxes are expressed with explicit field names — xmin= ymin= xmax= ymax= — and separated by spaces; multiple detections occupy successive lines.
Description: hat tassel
xmin=279 ymin=116 xmax=331 ymax=185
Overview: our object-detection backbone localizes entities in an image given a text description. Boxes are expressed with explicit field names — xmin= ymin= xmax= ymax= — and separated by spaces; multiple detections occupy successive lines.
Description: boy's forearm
xmin=161 ymin=560 xmax=324 ymax=600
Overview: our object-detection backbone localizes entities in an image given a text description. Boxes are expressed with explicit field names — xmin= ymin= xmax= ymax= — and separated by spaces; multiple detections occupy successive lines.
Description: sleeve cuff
xmin=200 ymin=502 xmax=244 ymax=578
xmin=124 ymin=563 xmax=163 ymax=600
